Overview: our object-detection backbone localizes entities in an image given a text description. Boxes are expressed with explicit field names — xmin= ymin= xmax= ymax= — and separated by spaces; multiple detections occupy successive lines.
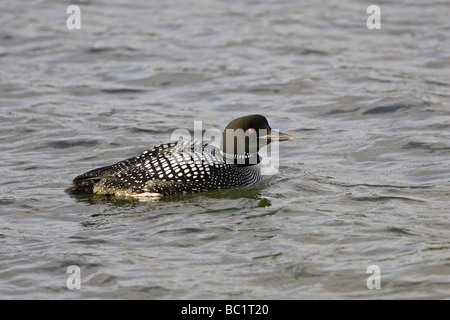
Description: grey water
xmin=0 ymin=0 xmax=449 ymax=299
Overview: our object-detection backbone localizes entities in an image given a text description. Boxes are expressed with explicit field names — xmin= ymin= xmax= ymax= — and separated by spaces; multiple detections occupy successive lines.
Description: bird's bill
xmin=261 ymin=131 xmax=294 ymax=142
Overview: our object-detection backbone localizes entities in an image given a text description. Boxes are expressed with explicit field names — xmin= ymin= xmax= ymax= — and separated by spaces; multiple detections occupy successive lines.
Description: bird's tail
xmin=65 ymin=165 xmax=116 ymax=194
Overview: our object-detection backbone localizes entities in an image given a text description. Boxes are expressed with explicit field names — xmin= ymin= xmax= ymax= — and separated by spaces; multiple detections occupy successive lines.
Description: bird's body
xmin=67 ymin=115 xmax=293 ymax=197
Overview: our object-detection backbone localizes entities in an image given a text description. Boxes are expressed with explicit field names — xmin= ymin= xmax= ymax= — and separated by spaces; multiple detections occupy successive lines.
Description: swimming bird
xmin=66 ymin=114 xmax=293 ymax=197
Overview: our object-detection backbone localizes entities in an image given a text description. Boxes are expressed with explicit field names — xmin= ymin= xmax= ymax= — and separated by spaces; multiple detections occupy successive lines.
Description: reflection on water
xmin=70 ymin=184 xmax=271 ymax=206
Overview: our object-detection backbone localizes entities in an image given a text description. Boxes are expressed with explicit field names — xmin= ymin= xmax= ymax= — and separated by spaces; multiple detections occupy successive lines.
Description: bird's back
xmin=67 ymin=140 xmax=262 ymax=197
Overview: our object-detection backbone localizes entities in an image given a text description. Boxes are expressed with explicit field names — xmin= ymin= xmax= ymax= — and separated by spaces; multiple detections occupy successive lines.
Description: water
xmin=1 ymin=0 xmax=449 ymax=299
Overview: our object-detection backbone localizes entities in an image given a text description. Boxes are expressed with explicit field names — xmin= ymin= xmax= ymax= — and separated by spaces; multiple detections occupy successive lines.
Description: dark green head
xmin=221 ymin=114 xmax=293 ymax=164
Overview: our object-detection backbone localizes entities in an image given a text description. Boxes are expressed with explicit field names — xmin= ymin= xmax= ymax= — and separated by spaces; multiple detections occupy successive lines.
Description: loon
xmin=67 ymin=114 xmax=293 ymax=197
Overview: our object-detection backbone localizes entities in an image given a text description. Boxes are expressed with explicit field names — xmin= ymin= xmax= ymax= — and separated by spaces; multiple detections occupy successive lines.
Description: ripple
xmin=47 ymin=139 xmax=100 ymax=149
xmin=0 ymin=0 xmax=449 ymax=300
xmin=362 ymin=103 xmax=413 ymax=115
xmin=126 ymin=73 xmax=207 ymax=88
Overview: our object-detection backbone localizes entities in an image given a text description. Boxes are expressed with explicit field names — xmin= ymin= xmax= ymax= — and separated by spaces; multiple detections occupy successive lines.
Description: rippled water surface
xmin=1 ymin=0 xmax=449 ymax=299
